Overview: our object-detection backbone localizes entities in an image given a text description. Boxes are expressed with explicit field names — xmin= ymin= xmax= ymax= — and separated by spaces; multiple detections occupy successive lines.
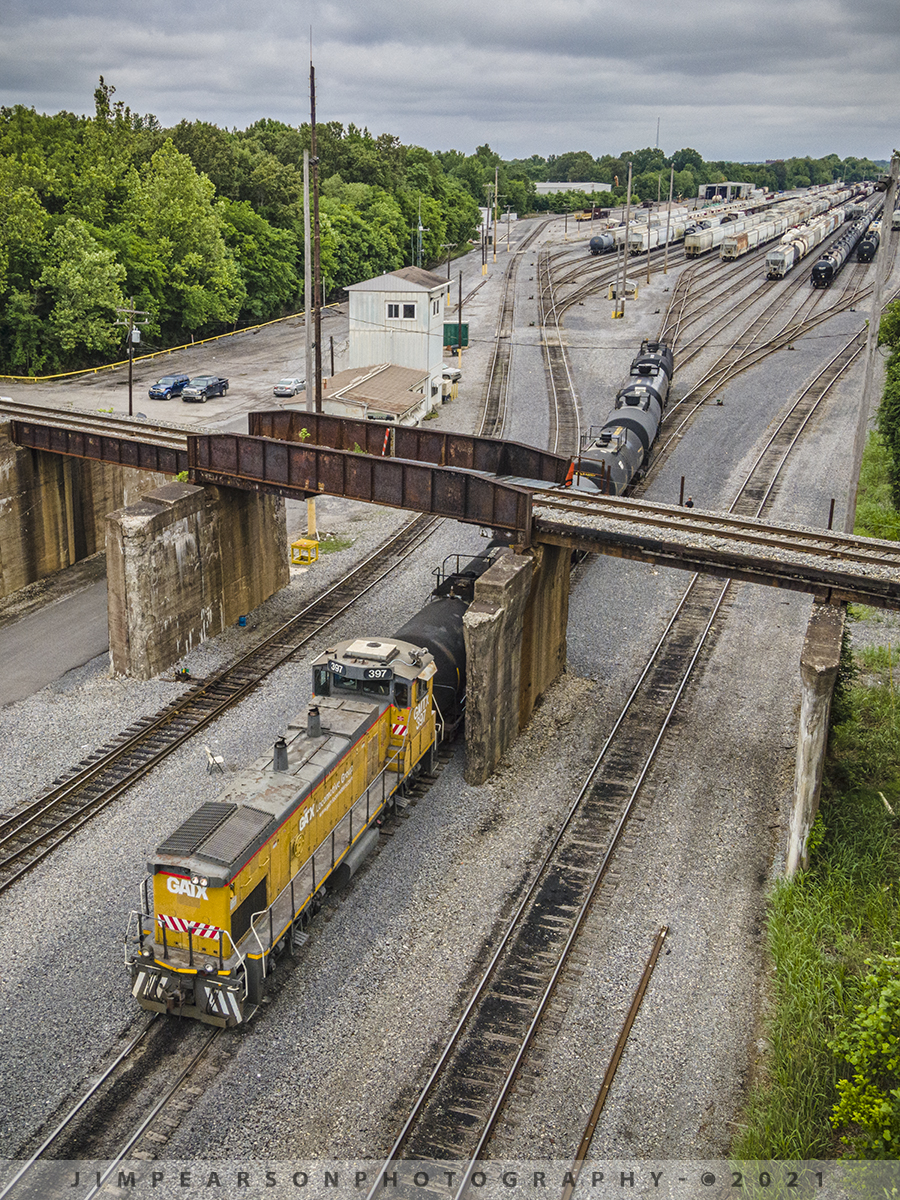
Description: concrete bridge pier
xmin=463 ymin=545 xmax=571 ymax=785
xmin=787 ymin=601 xmax=844 ymax=875
xmin=106 ymin=481 xmax=289 ymax=680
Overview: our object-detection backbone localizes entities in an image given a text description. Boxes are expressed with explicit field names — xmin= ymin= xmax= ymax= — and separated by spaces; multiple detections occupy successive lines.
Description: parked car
xmin=442 ymin=366 xmax=461 ymax=382
xmin=182 ymin=375 xmax=229 ymax=402
xmin=148 ymin=374 xmax=190 ymax=400
xmin=273 ymin=377 xmax=306 ymax=397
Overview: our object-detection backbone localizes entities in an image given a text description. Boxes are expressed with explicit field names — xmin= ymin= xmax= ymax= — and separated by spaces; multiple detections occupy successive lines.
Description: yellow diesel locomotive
xmin=126 ymin=635 xmax=441 ymax=1027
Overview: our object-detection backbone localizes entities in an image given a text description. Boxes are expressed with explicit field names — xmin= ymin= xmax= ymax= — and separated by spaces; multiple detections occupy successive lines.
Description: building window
xmin=432 ymin=299 xmax=440 ymax=316
xmin=386 ymin=302 xmax=417 ymax=320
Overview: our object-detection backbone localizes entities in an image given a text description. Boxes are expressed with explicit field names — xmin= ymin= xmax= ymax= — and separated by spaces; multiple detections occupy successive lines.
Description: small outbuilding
xmin=285 ymin=364 xmax=434 ymax=425
xmin=345 ymin=267 xmax=450 ymax=411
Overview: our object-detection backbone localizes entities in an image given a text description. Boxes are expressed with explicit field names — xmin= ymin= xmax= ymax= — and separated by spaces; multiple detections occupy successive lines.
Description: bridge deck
xmin=5 ymin=405 xmax=900 ymax=609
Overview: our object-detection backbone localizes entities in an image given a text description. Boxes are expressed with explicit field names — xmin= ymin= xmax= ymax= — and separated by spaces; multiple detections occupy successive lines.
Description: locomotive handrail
xmin=126 ymin=886 xmax=251 ymax=1001
xmin=246 ymin=743 xmax=411 ymax=979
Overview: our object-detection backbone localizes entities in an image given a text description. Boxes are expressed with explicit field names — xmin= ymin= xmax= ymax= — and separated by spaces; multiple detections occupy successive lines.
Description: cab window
xmin=415 ymin=679 xmax=428 ymax=703
xmin=314 ymin=667 xmax=330 ymax=695
xmin=394 ymin=680 xmax=410 ymax=708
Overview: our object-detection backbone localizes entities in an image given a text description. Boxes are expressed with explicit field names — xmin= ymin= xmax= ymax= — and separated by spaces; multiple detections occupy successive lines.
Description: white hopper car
xmin=765 ymin=209 xmax=846 ymax=279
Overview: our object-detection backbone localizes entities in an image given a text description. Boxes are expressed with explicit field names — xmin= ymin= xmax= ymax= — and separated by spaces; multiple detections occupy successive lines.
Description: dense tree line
xmin=490 ymin=144 xmax=886 ymax=215
xmin=0 ymin=80 xmax=887 ymax=374
xmin=0 ymin=81 xmax=480 ymax=374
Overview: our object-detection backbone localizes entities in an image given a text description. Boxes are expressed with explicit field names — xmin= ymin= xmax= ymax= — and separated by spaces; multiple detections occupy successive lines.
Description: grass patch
xmin=317 ymin=534 xmax=354 ymax=555
xmin=854 ymin=431 xmax=900 ymax=541
xmin=734 ymin=637 xmax=900 ymax=1160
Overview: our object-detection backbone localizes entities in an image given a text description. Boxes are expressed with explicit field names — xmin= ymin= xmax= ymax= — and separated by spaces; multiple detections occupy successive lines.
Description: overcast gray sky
xmin=1 ymin=0 xmax=897 ymax=163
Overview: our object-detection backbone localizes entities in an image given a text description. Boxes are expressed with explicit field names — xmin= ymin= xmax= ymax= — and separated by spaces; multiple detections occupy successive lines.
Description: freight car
xmin=125 ymin=563 xmax=487 ymax=1027
xmin=811 ymin=216 xmax=870 ymax=286
xmin=571 ymin=340 xmax=673 ymax=494
xmin=857 ymin=221 xmax=881 ymax=262
xmin=765 ymin=209 xmax=845 ymax=279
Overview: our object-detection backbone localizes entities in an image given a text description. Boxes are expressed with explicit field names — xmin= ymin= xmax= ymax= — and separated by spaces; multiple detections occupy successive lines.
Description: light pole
xmin=114 ymin=298 xmax=149 ymax=417
xmin=440 ymin=242 xmax=457 ymax=280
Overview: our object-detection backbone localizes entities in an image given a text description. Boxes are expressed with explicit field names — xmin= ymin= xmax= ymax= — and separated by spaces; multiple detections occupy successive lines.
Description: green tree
xmin=830 ymin=948 xmax=900 ymax=1157
xmin=39 ymin=217 xmax=126 ymax=365
xmin=123 ymin=139 xmax=244 ymax=336
xmin=218 ymin=198 xmax=300 ymax=321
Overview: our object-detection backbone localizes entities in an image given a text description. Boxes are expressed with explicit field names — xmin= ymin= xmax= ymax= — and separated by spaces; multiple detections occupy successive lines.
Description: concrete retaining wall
xmin=0 ymin=423 xmax=164 ymax=598
xmin=464 ymin=546 xmax=570 ymax=785
xmin=107 ymin=482 xmax=289 ymax=680
xmin=787 ymin=601 xmax=845 ymax=875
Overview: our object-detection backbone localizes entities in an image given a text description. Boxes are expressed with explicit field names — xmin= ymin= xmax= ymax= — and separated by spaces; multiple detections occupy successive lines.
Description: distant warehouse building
xmin=698 ymin=181 xmax=753 ymax=201
xmin=535 ymin=182 xmax=612 ymax=195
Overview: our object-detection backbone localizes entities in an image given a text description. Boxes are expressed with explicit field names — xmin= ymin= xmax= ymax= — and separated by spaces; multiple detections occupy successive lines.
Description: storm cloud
xmin=0 ymin=0 xmax=896 ymax=161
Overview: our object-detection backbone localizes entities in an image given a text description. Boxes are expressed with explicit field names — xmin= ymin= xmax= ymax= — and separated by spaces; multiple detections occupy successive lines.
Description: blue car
xmin=148 ymin=374 xmax=190 ymax=400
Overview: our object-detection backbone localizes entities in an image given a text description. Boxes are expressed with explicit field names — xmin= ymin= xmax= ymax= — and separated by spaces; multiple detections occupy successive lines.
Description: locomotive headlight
xmin=200 ymin=878 xmax=208 ymax=887
xmin=190 ymin=875 xmax=199 ymax=885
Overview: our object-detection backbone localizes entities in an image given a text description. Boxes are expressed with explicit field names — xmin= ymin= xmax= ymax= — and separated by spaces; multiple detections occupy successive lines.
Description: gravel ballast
xmin=0 ymin=219 xmax=896 ymax=1175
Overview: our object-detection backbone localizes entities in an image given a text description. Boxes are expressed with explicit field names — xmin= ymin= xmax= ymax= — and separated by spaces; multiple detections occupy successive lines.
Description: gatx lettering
xmin=166 ymin=876 xmax=208 ymax=900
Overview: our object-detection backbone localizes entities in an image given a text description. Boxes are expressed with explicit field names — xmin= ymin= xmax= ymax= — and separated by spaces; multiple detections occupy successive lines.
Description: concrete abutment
xmin=463 ymin=546 xmax=570 ymax=785
xmin=787 ymin=601 xmax=845 ymax=875
xmin=0 ymin=423 xmax=165 ymax=597
xmin=106 ymin=482 xmax=289 ymax=680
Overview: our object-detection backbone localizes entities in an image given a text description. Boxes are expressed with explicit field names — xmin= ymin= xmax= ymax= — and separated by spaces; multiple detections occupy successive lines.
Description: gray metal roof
xmin=346 ymin=266 xmax=450 ymax=293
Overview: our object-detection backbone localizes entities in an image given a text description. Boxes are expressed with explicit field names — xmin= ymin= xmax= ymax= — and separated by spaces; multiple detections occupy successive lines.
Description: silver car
xmin=273 ymin=377 xmax=305 ymax=397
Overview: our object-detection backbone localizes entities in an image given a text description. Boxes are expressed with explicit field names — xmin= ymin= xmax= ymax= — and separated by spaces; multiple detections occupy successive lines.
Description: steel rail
xmin=0 ymin=514 xmax=442 ymax=893
xmin=0 ymin=1019 xmax=158 ymax=1200
xmin=559 ymin=926 xmax=670 ymax=1200
xmin=79 ymin=1030 xmax=220 ymax=1200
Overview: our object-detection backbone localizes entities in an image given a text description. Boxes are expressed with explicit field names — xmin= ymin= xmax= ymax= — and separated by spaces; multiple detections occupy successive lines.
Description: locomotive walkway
xmin=6 ymin=402 xmax=900 ymax=611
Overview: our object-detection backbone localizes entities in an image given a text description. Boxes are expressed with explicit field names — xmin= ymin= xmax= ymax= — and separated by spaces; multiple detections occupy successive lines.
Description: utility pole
xmin=310 ymin=60 xmax=323 ymax=413
xmin=440 ymin=243 xmax=456 ymax=281
xmin=614 ymin=162 xmax=633 ymax=319
xmin=493 ymin=166 xmax=499 ymax=264
xmin=303 ymin=149 xmax=313 ymax=412
xmin=114 ymin=298 xmax=149 ymax=417
xmin=846 ymin=152 xmax=900 ymax=531
xmin=458 ymin=271 xmax=463 ymax=369
xmin=663 ymin=165 xmax=674 ymax=274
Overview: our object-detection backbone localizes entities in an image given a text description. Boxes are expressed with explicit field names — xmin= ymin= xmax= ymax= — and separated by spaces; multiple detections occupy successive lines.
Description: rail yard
xmin=0 ymin=191 xmax=898 ymax=1197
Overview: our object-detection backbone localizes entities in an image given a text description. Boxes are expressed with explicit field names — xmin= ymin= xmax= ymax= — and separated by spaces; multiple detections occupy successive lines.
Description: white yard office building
xmin=346 ymin=267 xmax=450 ymax=411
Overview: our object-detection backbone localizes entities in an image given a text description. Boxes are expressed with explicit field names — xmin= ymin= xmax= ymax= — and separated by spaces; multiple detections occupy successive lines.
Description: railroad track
xmin=479 ymin=219 xmax=549 ymax=438
xmin=0 ymin=1017 xmax=220 ymax=1200
xmin=361 ymin=283 xmax=880 ymax=1188
xmin=0 ymin=399 xmax=191 ymax=446
xmin=536 ymin=248 xmax=581 ymax=456
xmin=0 ymin=514 xmax=441 ymax=894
